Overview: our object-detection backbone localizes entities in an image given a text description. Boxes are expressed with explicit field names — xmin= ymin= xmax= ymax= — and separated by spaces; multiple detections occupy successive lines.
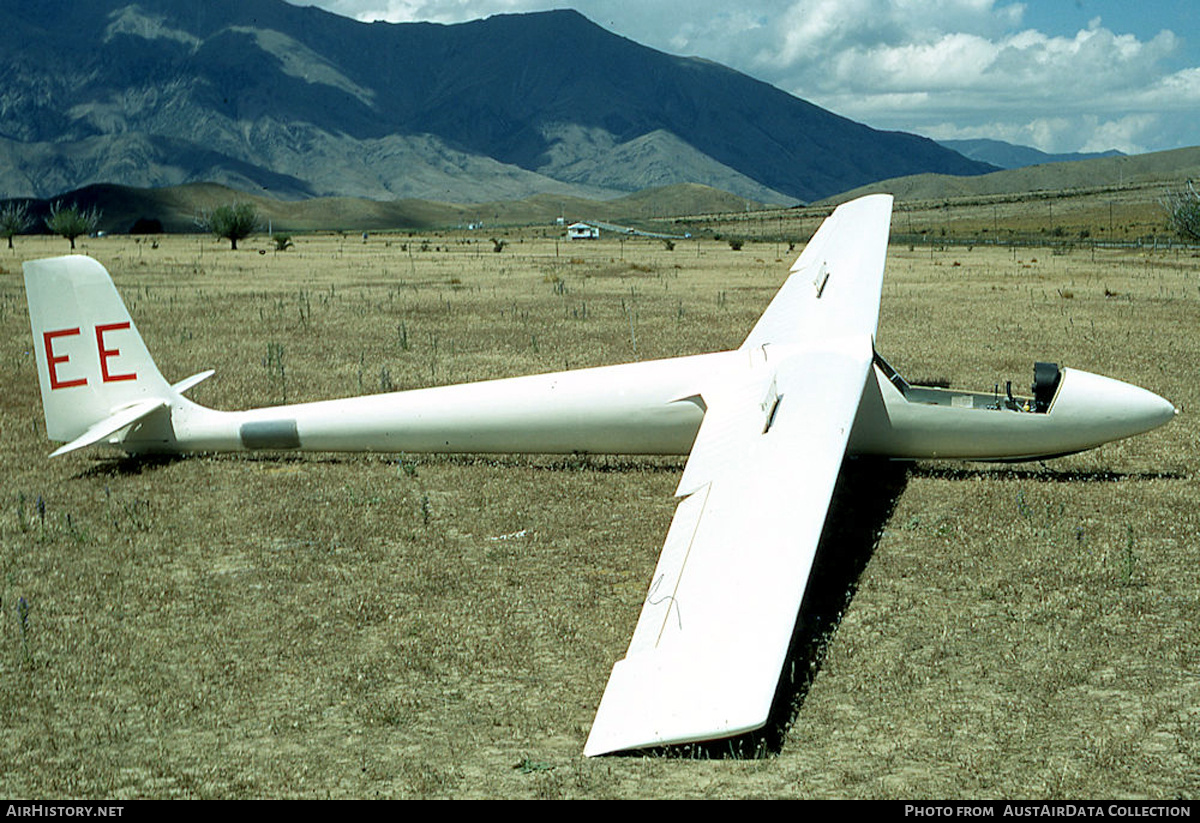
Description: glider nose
xmin=1106 ymin=377 xmax=1177 ymax=436
xmin=1056 ymin=368 xmax=1177 ymax=444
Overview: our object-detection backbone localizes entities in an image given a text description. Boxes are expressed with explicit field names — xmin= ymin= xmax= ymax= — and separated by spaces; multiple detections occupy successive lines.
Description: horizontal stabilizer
xmin=49 ymin=398 xmax=168 ymax=457
xmin=171 ymin=370 xmax=215 ymax=395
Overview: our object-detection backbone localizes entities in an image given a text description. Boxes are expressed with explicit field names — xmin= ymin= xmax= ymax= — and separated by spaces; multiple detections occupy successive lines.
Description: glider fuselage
xmin=120 ymin=347 xmax=1174 ymax=463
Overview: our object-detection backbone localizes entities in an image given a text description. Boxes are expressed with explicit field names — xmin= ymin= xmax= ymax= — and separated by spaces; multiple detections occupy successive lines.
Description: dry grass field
xmin=0 ymin=221 xmax=1196 ymax=798
xmin=685 ymin=178 xmax=1186 ymax=250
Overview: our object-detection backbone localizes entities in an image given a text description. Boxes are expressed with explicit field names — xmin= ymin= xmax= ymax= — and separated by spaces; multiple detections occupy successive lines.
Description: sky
xmin=292 ymin=0 xmax=1200 ymax=155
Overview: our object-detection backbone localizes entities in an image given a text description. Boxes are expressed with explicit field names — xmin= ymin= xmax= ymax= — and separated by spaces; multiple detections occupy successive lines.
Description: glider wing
xmin=584 ymin=195 xmax=892 ymax=756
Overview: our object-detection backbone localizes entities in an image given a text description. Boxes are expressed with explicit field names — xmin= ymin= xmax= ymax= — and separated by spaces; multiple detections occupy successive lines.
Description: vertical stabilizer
xmin=24 ymin=256 xmax=172 ymax=448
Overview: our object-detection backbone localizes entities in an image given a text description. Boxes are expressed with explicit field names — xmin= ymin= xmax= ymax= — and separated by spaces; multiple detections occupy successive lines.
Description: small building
xmin=567 ymin=222 xmax=599 ymax=240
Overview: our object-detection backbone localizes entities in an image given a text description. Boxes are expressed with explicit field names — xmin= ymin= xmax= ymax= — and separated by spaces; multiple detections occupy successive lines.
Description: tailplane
xmin=23 ymin=256 xmax=188 ymax=455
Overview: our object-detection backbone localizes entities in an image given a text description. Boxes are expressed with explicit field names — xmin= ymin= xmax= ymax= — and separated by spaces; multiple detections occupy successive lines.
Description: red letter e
xmin=43 ymin=328 xmax=87 ymax=390
xmin=96 ymin=322 xmax=137 ymax=383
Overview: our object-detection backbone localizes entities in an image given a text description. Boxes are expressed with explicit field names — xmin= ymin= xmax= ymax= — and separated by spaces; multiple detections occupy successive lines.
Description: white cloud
xmin=1078 ymin=114 xmax=1162 ymax=153
xmin=918 ymin=115 xmax=1157 ymax=156
xmin=296 ymin=0 xmax=1198 ymax=154
xmin=1137 ymin=67 xmax=1200 ymax=109
xmin=748 ymin=2 xmax=1187 ymax=152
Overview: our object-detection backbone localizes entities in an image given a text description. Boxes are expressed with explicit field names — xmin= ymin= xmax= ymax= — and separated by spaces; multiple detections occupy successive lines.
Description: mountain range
xmin=0 ymin=0 xmax=994 ymax=206
xmin=937 ymin=139 xmax=1124 ymax=170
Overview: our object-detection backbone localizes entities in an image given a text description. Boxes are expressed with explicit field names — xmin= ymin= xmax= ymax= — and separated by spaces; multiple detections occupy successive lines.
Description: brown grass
xmin=0 ymin=225 xmax=1196 ymax=798
xmin=685 ymin=175 xmax=1192 ymax=250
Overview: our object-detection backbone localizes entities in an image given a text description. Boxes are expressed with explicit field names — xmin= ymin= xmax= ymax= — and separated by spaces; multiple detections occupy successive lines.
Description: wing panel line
xmin=652 ymin=481 xmax=712 ymax=648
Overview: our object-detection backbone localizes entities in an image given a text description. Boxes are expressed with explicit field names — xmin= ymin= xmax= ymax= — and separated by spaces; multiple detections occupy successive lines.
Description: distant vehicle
xmin=22 ymin=195 xmax=1175 ymax=756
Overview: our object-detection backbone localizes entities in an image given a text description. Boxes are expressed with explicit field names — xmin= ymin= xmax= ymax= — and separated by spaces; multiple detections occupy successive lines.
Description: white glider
xmin=22 ymin=194 xmax=1176 ymax=756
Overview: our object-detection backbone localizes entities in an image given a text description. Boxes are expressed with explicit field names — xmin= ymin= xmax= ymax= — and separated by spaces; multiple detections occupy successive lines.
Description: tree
xmin=1163 ymin=180 xmax=1200 ymax=242
xmin=199 ymin=202 xmax=259 ymax=250
xmin=1 ymin=201 xmax=31 ymax=250
xmin=46 ymin=202 xmax=101 ymax=250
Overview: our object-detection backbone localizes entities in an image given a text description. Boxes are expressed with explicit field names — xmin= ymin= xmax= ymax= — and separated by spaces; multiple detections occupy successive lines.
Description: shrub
xmin=199 ymin=202 xmax=259 ymax=250
xmin=46 ymin=202 xmax=101 ymax=250
xmin=1163 ymin=181 xmax=1200 ymax=242
xmin=1 ymin=201 xmax=32 ymax=250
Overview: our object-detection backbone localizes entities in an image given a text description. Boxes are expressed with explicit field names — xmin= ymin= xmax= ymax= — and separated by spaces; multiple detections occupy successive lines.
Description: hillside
xmin=937 ymin=139 xmax=1124 ymax=170
xmin=824 ymin=146 xmax=1200 ymax=204
xmin=664 ymin=146 xmax=1200 ymax=249
xmin=4 ymin=180 xmax=764 ymax=234
xmin=0 ymin=0 xmax=992 ymax=205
